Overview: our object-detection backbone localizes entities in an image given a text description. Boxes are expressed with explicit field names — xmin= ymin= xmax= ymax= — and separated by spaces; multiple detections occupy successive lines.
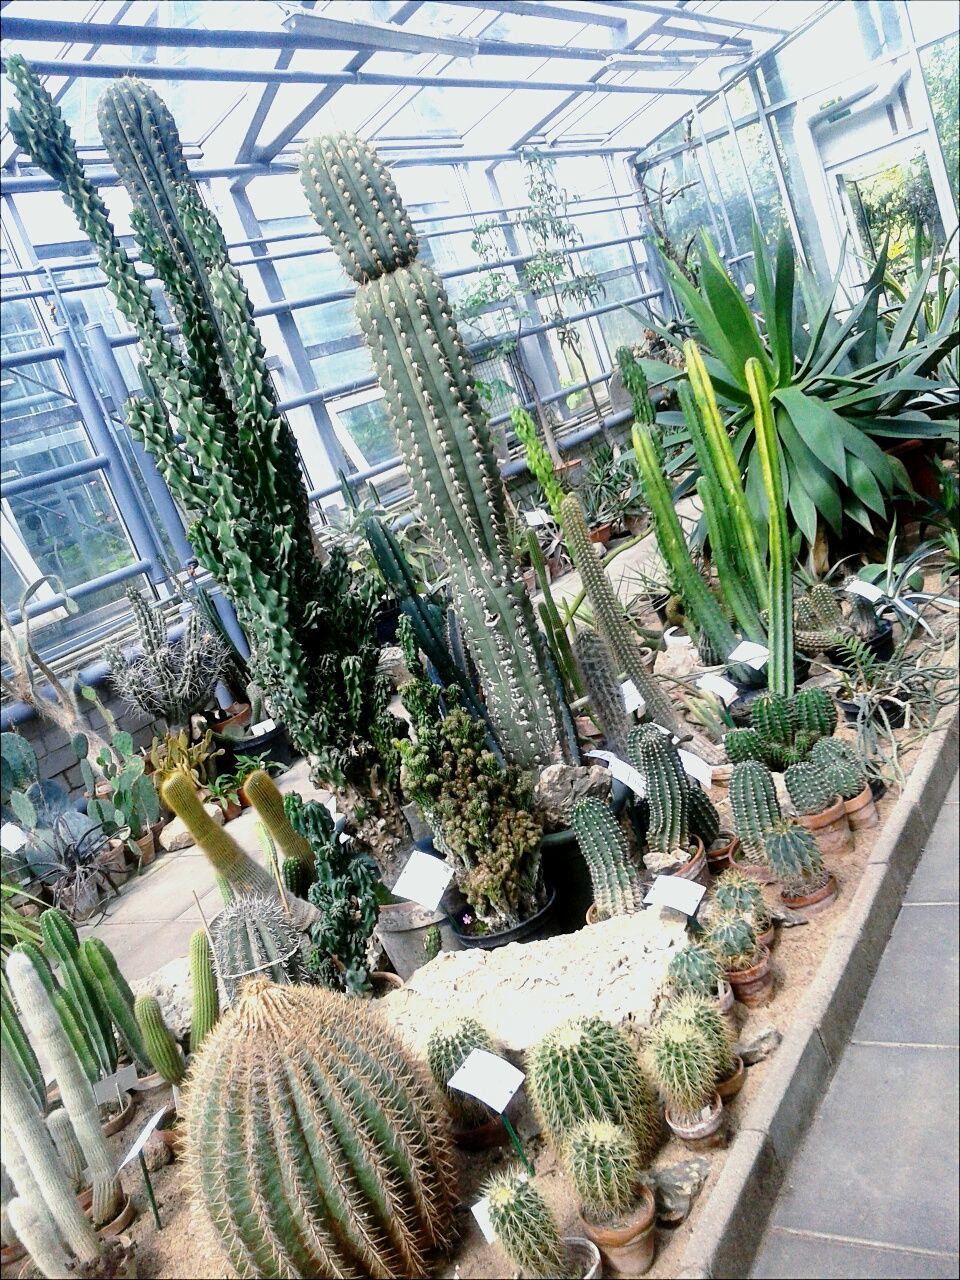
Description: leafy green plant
xmin=146 ymin=728 xmax=220 ymax=792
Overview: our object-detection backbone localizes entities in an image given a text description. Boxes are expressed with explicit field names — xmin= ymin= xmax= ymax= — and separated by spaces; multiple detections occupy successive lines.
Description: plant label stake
xmin=448 ymin=1049 xmax=533 ymax=1175
xmin=392 ymin=849 xmax=455 ymax=912
xmin=119 ymin=1104 xmax=170 ymax=1229
xmin=621 ymin=680 xmax=646 ymax=715
xmin=93 ymin=1061 xmax=138 ymax=1106
xmin=696 ymin=673 xmax=739 ymax=705
xmin=471 ymin=1195 xmax=497 ymax=1243
xmin=523 ymin=508 xmax=551 ymax=528
xmin=677 ymin=749 xmax=713 ymax=788
xmin=587 ymin=750 xmax=646 ymax=799
xmin=727 ymin=640 xmax=769 ymax=670
xmin=644 ymin=874 xmax=706 ymax=921
xmin=0 ymin=823 xmax=27 ymax=853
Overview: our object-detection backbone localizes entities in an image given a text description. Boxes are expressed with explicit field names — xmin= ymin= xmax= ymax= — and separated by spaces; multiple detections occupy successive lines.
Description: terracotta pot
xmin=562 ymin=1236 xmax=602 ymax=1279
xmin=844 ymin=783 xmax=878 ymax=830
xmin=756 ymin=921 xmax=776 ymax=951
xmin=370 ymin=969 xmax=403 ymax=996
xmin=716 ymin=1054 xmax=746 ymax=1102
xmin=796 ymin=796 xmax=853 ymax=858
xmin=522 ymin=567 xmax=537 ymax=594
xmin=706 ymin=833 xmax=738 ymax=877
xmin=133 ymin=829 xmax=156 ymax=867
xmin=212 ymin=702 xmax=251 ymax=735
xmin=101 ymin=1091 xmax=135 ymax=1137
xmin=157 ymin=1106 xmax=183 ymax=1158
xmin=670 ymin=837 xmax=709 ymax=887
xmin=97 ymin=1195 xmax=136 ymax=1237
xmin=580 ymin=1183 xmax=657 ymax=1277
xmin=781 ymin=872 xmax=839 ymax=918
xmin=148 ymin=818 xmax=167 ymax=845
xmin=216 ymin=798 xmax=242 ymax=823
xmin=725 ymin=944 xmax=773 ymax=1008
xmin=665 ymin=1092 xmax=725 ymax=1150
xmin=588 ymin=522 xmax=614 ymax=545
xmin=452 ymin=1113 xmax=509 ymax=1152
xmin=0 ymin=1241 xmax=27 ymax=1266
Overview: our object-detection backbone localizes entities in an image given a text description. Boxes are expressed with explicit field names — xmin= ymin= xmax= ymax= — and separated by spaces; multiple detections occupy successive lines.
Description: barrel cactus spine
xmin=485 ymin=1166 xmax=565 ymax=1280
xmin=210 ymin=893 xmax=308 ymax=1003
xmin=729 ymin=760 xmax=781 ymax=862
xmin=648 ymin=1017 xmax=718 ymax=1121
xmin=183 ymin=978 xmax=457 ymax=1277
xmin=572 ymin=797 xmax=641 ymax=920
xmin=427 ymin=1017 xmax=497 ymax=1129
xmin=809 ymin=737 xmax=867 ymax=801
xmin=666 ymin=943 xmax=723 ymax=1000
xmin=706 ymin=913 xmax=760 ymax=973
xmin=78 ymin=937 xmax=151 ymax=1072
xmin=189 ymin=927 xmax=218 ymax=1052
xmin=568 ymin=1119 xmax=641 ymax=1226
xmin=134 ymin=994 xmax=185 ymax=1085
xmin=784 ymin=761 xmax=837 ymax=817
xmin=662 ymin=992 xmax=736 ymax=1081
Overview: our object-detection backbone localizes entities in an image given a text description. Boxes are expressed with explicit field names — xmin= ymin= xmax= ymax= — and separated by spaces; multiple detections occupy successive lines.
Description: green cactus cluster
xmin=666 ymin=943 xmax=723 ymax=1000
xmin=572 ymin=797 xmax=641 ymax=920
xmin=305 ymin=837 xmax=381 ymax=995
xmin=526 ymin=1015 xmax=660 ymax=1163
xmin=427 ymin=1017 xmax=497 ymax=1129
xmin=40 ymin=910 xmax=118 ymax=1080
xmin=763 ymin=818 xmax=826 ymax=895
xmin=568 ymin=1118 xmax=642 ymax=1225
xmin=784 ymin=761 xmax=838 ymax=816
xmin=725 ymin=688 xmax=837 ymax=770
xmin=574 ymin=628 xmax=632 ymax=759
xmin=809 ymin=737 xmax=868 ymax=801
xmin=77 ymin=937 xmax=151 ymax=1072
xmin=706 ymin=913 xmax=760 ymax=972
xmin=210 ymin=893 xmax=307 ymax=1003
xmin=711 ymin=868 xmax=771 ymax=936
xmin=485 ymin=1166 xmax=565 ymax=1280
xmin=795 ymin=584 xmax=848 ymax=651
xmin=729 ymin=760 xmax=782 ymax=863
xmin=629 ymin=724 xmax=693 ymax=871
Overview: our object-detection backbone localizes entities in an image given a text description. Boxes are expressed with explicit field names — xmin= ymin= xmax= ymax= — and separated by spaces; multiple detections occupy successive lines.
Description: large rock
xmin=532 ymin=763 xmax=611 ymax=829
xmin=379 ymin=910 xmax=686 ymax=1055
xmin=131 ymin=956 xmax=193 ymax=1043
xmin=159 ymin=802 xmax=224 ymax=852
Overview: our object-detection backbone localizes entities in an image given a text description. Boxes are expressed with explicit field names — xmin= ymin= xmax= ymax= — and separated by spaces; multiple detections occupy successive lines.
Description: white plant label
xmin=93 ymin=1062 xmax=139 ymax=1106
xmin=587 ymin=750 xmax=646 ymax=799
xmin=392 ymin=849 xmax=454 ymax=912
xmin=727 ymin=640 xmax=769 ymax=669
xmin=249 ymin=718 xmax=276 ymax=735
xmin=696 ymin=673 xmax=739 ymax=705
xmin=119 ymin=1105 xmax=170 ymax=1171
xmin=471 ymin=1196 xmax=497 ymax=1244
xmin=621 ymin=680 xmax=646 ymax=715
xmin=448 ymin=1048 xmax=524 ymax=1114
xmin=644 ymin=874 xmax=706 ymax=917
xmin=677 ymin=749 xmax=713 ymax=788
xmin=845 ymin=578 xmax=883 ymax=603
xmin=0 ymin=823 xmax=27 ymax=853
xmin=523 ymin=508 xmax=551 ymax=527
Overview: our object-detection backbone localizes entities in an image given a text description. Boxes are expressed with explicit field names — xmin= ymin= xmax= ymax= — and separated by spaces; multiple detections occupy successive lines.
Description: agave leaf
xmin=773 ymin=225 xmax=796 ymax=386
xmin=775 ymin=388 xmax=848 ymax=481
xmin=776 ymin=408 xmax=844 ymax=534
xmin=699 ymin=235 xmax=773 ymax=379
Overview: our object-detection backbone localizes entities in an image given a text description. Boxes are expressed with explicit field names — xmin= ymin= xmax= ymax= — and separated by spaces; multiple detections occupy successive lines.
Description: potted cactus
xmin=572 ymin=798 xmax=642 ymax=925
xmin=629 ymin=725 xmax=707 ymax=883
xmin=485 ymin=1165 xmax=601 ymax=1280
xmin=664 ymin=992 xmax=744 ymax=1102
xmin=764 ymin=818 xmax=839 ymax=916
xmin=706 ymin=912 xmax=773 ymax=1008
xmin=648 ymin=1013 xmax=724 ymax=1150
xmin=724 ymin=687 xmax=838 ymax=770
xmin=784 ymin=760 xmax=853 ymax=857
xmin=568 ymin=1120 xmax=657 ymax=1277
xmin=427 ymin=1018 xmax=508 ymax=1149
xmin=809 ymin=738 xmax=877 ymax=830
xmin=665 ymin=942 xmax=736 ymax=1029
xmin=711 ymin=867 xmax=774 ymax=951
xmin=728 ymin=760 xmax=781 ymax=882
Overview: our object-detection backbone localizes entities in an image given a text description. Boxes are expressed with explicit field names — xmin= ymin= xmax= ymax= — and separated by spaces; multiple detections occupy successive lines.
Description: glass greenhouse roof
xmin=1 ymin=1 xmax=823 ymax=176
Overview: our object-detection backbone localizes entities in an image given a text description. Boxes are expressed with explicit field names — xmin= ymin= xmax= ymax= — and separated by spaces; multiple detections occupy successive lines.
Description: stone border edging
xmin=677 ymin=706 xmax=960 ymax=1280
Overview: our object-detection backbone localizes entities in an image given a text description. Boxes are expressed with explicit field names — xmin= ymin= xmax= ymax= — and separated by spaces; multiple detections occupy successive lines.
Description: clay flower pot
xmin=665 ymin=1092 xmax=725 ymax=1150
xmin=731 ymin=853 xmax=776 ymax=884
xmin=756 ymin=921 xmax=776 ymax=951
xmin=101 ymin=1091 xmax=135 ymax=1137
xmin=670 ymin=837 xmax=709 ymax=887
xmin=562 ymin=1236 xmax=602 ymax=1279
xmin=796 ymin=796 xmax=853 ymax=857
xmin=580 ymin=1183 xmax=657 ymax=1277
xmin=725 ymin=944 xmax=774 ymax=1008
xmin=716 ymin=1054 xmax=746 ymax=1102
xmin=97 ymin=1195 xmax=136 ymax=1237
xmin=132 ymin=829 xmax=156 ymax=867
xmin=844 ymin=783 xmax=879 ymax=830
xmin=588 ymin=522 xmax=614 ymax=545
xmin=706 ymin=833 xmax=738 ymax=877
xmin=781 ymin=872 xmax=839 ymax=918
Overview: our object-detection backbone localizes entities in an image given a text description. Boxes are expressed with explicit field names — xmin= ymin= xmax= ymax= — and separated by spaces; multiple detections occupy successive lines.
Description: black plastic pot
xmin=449 ymin=888 xmax=557 ymax=950
xmin=540 ymin=780 xmax=630 ymax=933
xmin=827 ymin=619 xmax=894 ymax=668
xmin=214 ymin=722 xmax=297 ymax=775
xmin=838 ymin=696 xmax=906 ymax=729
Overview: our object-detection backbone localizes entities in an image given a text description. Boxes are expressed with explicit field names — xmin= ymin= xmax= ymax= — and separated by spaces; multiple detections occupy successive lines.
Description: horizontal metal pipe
xmin=1 ymin=453 xmax=109 ymax=497
xmin=3 ymin=342 xmax=66 ymax=368
xmin=5 ymin=559 xmax=152 ymax=625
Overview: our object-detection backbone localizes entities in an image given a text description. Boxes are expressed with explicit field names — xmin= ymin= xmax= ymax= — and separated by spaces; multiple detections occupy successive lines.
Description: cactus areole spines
xmin=302 ymin=132 xmax=571 ymax=772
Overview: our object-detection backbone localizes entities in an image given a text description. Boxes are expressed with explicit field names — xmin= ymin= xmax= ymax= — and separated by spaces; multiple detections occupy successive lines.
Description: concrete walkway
xmin=751 ymin=772 xmax=960 ymax=1279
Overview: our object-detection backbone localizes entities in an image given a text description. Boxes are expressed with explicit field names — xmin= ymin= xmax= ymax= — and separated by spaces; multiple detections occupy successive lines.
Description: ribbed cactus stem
xmin=0 ymin=1042 xmax=100 ymax=1261
xmin=162 ymin=771 xmax=276 ymax=896
xmin=809 ymin=737 xmax=867 ymax=800
xmin=78 ymin=939 xmax=151 ymax=1072
xmin=687 ymin=782 xmax=721 ymax=848
xmin=242 ymin=770 xmax=315 ymax=866
xmin=706 ymin=913 xmax=759 ymax=972
xmin=210 ymin=894 xmax=306 ymax=1003
xmin=712 ymin=868 xmax=771 ymax=934
xmin=40 ymin=910 xmax=117 ymax=1077
xmin=729 ymin=760 xmax=781 ymax=862
xmin=667 ymin=943 xmax=722 ymax=999
xmin=183 ymin=978 xmax=457 ymax=1278
xmin=1 ymin=985 xmax=46 ymax=1116
xmin=784 ymin=762 xmax=837 ymax=816
xmin=427 ymin=1017 xmax=496 ymax=1128
xmin=630 ymin=724 xmax=690 ymax=870
xmin=574 ymin=628 xmax=631 ymax=758
xmin=665 ymin=992 xmax=736 ymax=1080
xmin=568 ymin=1119 xmax=641 ymax=1224
xmin=485 ymin=1167 xmax=565 ymax=1280
xmin=189 ymin=928 xmax=219 ymax=1053
xmin=7 ymin=1196 xmax=72 ymax=1279
xmin=134 ymin=994 xmax=184 ymax=1084
xmin=763 ymin=818 xmax=824 ymax=890
xmin=753 ymin=693 xmax=797 ymax=747
xmin=649 ymin=1018 xmax=717 ymax=1119
xmin=46 ymin=1108 xmax=86 ymax=1189
xmin=572 ymin=797 xmax=641 ymax=919
xmin=6 ymin=953 xmax=122 ymax=1226
xmin=794 ymin=687 xmax=838 ymax=739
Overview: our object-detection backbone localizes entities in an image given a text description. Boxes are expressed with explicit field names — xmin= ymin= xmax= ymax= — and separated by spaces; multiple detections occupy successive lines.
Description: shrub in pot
xmin=706 ymin=913 xmax=773 ymax=1007
xmin=784 ymin=760 xmax=853 ymax=857
xmin=764 ymin=818 xmax=838 ymax=916
xmin=569 ymin=1119 xmax=656 ymax=1277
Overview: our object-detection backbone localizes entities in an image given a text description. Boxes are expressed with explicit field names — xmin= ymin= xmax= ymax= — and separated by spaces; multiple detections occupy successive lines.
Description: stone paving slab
xmin=905 ymin=795 xmax=960 ymax=904
xmin=754 ymin=1228 xmax=960 ymax=1279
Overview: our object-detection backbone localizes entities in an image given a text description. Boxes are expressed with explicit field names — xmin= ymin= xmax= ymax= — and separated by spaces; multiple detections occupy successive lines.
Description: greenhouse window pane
xmin=921 ymin=35 xmax=959 ymax=208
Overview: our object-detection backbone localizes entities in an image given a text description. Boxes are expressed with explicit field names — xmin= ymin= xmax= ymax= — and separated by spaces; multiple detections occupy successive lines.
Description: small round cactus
xmin=784 ymin=761 xmax=837 ymax=817
xmin=724 ymin=727 xmax=765 ymax=765
xmin=666 ymin=943 xmax=722 ymax=999
xmin=763 ymin=818 xmax=825 ymax=894
xmin=648 ymin=1018 xmax=717 ymax=1120
xmin=751 ymin=693 xmax=797 ymax=747
xmin=210 ymin=893 xmax=306 ymax=1003
xmin=809 ymin=737 xmax=867 ymax=801
xmin=712 ymin=867 xmax=771 ymax=934
xmin=663 ymin=992 xmax=736 ymax=1080
xmin=793 ymin=687 xmax=838 ymax=739
xmin=427 ymin=1017 xmax=496 ymax=1129
xmin=568 ymin=1119 xmax=641 ymax=1224
xmin=706 ymin=913 xmax=759 ymax=972
xmin=485 ymin=1166 xmax=565 ymax=1280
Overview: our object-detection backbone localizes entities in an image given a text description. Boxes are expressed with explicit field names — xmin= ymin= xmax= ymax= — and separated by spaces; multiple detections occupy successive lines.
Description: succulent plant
xmin=687 ymin=782 xmax=722 ymax=849
xmin=6 ymin=1196 xmax=72 ymax=1278
xmin=711 ymin=867 xmax=771 ymax=935
xmin=706 ymin=913 xmax=760 ymax=973
xmin=784 ymin=761 xmax=837 ymax=817
xmin=484 ymin=1166 xmax=565 ymax=1280
xmin=11 ymin=940 xmax=99 ymax=1086
xmin=46 ymin=1107 xmax=85 ymax=1190
xmin=729 ymin=760 xmax=781 ymax=863
xmin=183 ymin=978 xmax=457 ymax=1278
xmin=809 ymin=737 xmax=868 ymax=801
xmin=423 ymin=924 xmax=442 ymax=963
xmin=1 ymin=984 xmax=45 ymax=1117
xmin=427 ymin=1018 xmax=497 ymax=1129
xmin=574 ymin=628 xmax=631 ymax=759
xmin=526 ymin=1015 xmax=659 ymax=1163
xmin=243 ymin=770 xmax=314 ymax=870
xmin=134 ymin=994 xmax=185 ymax=1085
xmin=666 ymin=943 xmax=723 ymax=999
xmin=723 ymin=727 xmax=766 ymax=766
xmin=648 ymin=1016 xmax=718 ymax=1120
xmin=793 ymin=686 xmax=838 ymax=739
xmin=752 ymin=693 xmax=798 ymax=747
xmin=210 ymin=893 xmax=307 ymax=1003
xmin=663 ymin=992 xmax=736 ymax=1081
xmin=629 ymin=724 xmax=691 ymax=871
xmin=77 ymin=937 xmax=151 ymax=1073
xmin=568 ymin=1119 xmax=641 ymax=1225
xmin=40 ymin=908 xmax=117 ymax=1079
xmin=305 ymin=838 xmax=381 ymax=995
xmin=189 ymin=927 xmax=218 ymax=1052
xmin=795 ymin=584 xmax=847 ymax=651
xmin=572 ymin=797 xmax=641 ymax=920
xmin=763 ymin=818 xmax=826 ymax=895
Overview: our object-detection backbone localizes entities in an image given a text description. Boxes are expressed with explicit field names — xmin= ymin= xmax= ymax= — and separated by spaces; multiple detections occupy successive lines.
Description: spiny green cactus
xmin=189 ymin=928 xmax=218 ymax=1053
xmin=664 ymin=992 xmax=736 ymax=1081
xmin=795 ymin=584 xmax=847 ymax=651
xmin=526 ymin=1015 xmax=659 ymax=1162
xmin=280 ymin=856 xmax=312 ymax=899
xmin=512 ymin=405 xmax=566 ymax=521
xmin=242 ymin=770 xmax=314 ymax=868
xmin=427 ymin=1017 xmax=497 ymax=1129
xmin=729 ymin=760 xmax=781 ymax=863
xmin=688 ymin=782 xmax=722 ymax=848
xmin=302 ymin=133 xmax=572 ymax=771
xmin=648 ymin=1017 xmax=718 ymax=1119
xmin=794 ymin=687 xmax=838 ymax=739
xmin=617 ymin=345 xmax=655 ymax=427
xmin=630 ymin=724 xmax=691 ymax=871
xmin=183 ymin=978 xmax=457 ymax=1278
xmin=809 ymin=737 xmax=867 ymax=801
xmin=752 ymin=693 xmax=798 ymax=747
xmin=40 ymin=908 xmax=117 ymax=1078
xmin=78 ymin=938 xmax=151 ymax=1073
xmin=763 ymin=818 xmax=825 ymax=893
xmin=45 ymin=1108 xmax=85 ymax=1190
xmin=210 ymin=893 xmax=307 ymax=1003
xmin=485 ymin=1167 xmax=565 ymax=1280
xmin=712 ymin=868 xmax=771 ymax=934
xmin=568 ymin=1119 xmax=641 ymax=1225
xmin=706 ymin=913 xmax=760 ymax=972
xmin=572 ymin=797 xmax=641 ymax=920
xmin=1 ymin=985 xmax=45 ymax=1116
xmin=666 ymin=943 xmax=723 ymax=999
xmin=574 ymin=628 xmax=631 ymax=759
xmin=784 ymin=761 xmax=837 ymax=817
xmin=134 ymin=994 xmax=185 ymax=1085
xmin=724 ymin=727 xmax=765 ymax=765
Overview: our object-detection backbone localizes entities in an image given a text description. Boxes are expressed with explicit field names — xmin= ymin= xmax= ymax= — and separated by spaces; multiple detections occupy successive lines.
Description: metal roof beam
xmin=606 ymin=2 xmax=787 ymax=36
xmin=472 ymin=1 xmax=628 ymax=30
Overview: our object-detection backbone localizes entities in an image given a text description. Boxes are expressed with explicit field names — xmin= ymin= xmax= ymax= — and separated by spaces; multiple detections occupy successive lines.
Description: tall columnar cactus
xmin=6 ymin=1196 xmax=71 ymax=1279
xmin=630 ymin=724 xmax=691 ymax=871
xmin=46 ymin=1108 xmax=85 ymax=1190
xmin=484 ymin=1167 xmax=565 ymax=1280
xmin=6 ymin=952 xmax=122 ymax=1226
xmin=794 ymin=687 xmax=838 ymax=739
xmin=189 ymin=927 xmax=218 ymax=1052
xmin=183 ymin=978 xmax=457 ymax=1278
xmin=617 ymin=345 xmax=655 ymax=426
xmin=706 ymin=913 xmax=760 ymax=972
xmin=242 ymin=770 xmax=314 ymax=867
xmin=784 ymin=761 xmax=837 ymax=816
xmin=763 ymin=818 xmax=824 ymax=892
xmin=664 ymin=992 xmax=736 ymax=1081
xmin=687 ymin=782 xmax=722 ymax=848
xmin=78 ymin=938 xmax=151 ymax=1073
xmin=427 ymin=1017 xmax=497 ymax=1129
xmin=6 ymin=62 xmax=401 ymax=812
xmin=568 ymin=1119 xmax=641 ymax=1224
xmin=1 ymin=985 xmax=45 ymax=1116
xmin=39 ymin=909 xmax=117 ymax=1078
xmin=301 ymin=133 xmax=571 ymax=771
xmin=526 ymin=1015 xmax=659 ymax=1162
xmin=512 ymin=405 xmax=566 ymax=521
xmin=809 ymin=737 xmax=868 ymax=800
xmin=648 ymin=1017 xmax=718 ymax=1119
xmin=572 ymin=797 xmax=641 ymax=920
xmin=561 ymin=492 xmax=724 ymax=763
xmin=574 ymin=628 xmax=631 ymax=759
xmin=134 ymin=994 xmax=185 ymax=1084
xmin=729 ymin=760 xmax=781 ymax=862
xmin=666 ymin=943 xmax=723 ymax=999
xmin=11 ymin=941 xmax=99 ymax=1085
xmin=210 ymin=893 xmax=307 ymax=1003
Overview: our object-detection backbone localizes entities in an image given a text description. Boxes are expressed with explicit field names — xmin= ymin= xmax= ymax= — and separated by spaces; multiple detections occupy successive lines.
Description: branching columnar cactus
xmin=40 ymin=909 xmax=117 ymax=1079
xmin=1 ymin=986 xmax=45 ymax=1116
xmin=301 ymin=133 xmax=571 ymax=771
xmin=648 ymin=1017 xmax=718 ymax=1120
xmin=664 ymin=993 xmax=736 ymax=1081
xmin=712 ymin=868 xmax=771 ymax=935
xmin=572 ymin=797 xmax=641 ymax=920
xmin=210 ymin=893 xmax=307 ymax=1003
xmin=629 ymin=724 xmax=691 ymax=871
xmin=763 ymin=818 xmax=826 ymax=894
xmin=78 ymin=938 xmax=151 ymax=1073
xmin=189 ymin=928 xmax=219 ymax=1052
xmin=574 ymin=629 xmax=632 ymax=759
xmin=568 ymin=1119 xmax=641 ymax=1225
xmin=784 ymin=761 xmax=837 ymax=816
xmin=512 ymin=405 xmax=566 ymax=521
xmin=485 ymin=1167 xmax=565 ymax=1280
xmin=666 ymin=943 xmax=723 ymax=999
xmin=161 ymin=771 xmax=274 ymax=897
xmin=809 ymin=737 xmax=868 ymax=800
xmin=183 ymin=978 xmax=458 ymax=1278
xmin=134 ymin=994 xmax=185 ymax=1085
xmin=7 ymin=62 xmax=401 ymax=811
xmin=427 ymin=1018 xmax=497 ymax=1129
xmin=729 ymin=760 xmax=781 ymax=863
xmin=706 ymin=913 xmax=760 ymax=973
xmin=725 ymin=687 xmax=836 ymax=770
xmin=526 ymin=1015 xmax=659 ymax=1162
